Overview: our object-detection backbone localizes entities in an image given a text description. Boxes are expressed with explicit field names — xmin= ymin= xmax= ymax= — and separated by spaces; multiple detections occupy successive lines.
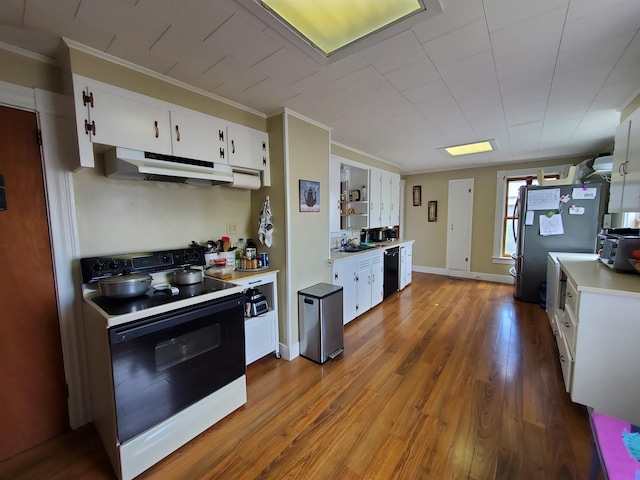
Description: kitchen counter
xmin=329 ymin=238 xmax=414 ymax=262
xmin=205 ymin=267 xmax=279 ymax=282
xmin=558 ymin=257 xmax=640 ymax=298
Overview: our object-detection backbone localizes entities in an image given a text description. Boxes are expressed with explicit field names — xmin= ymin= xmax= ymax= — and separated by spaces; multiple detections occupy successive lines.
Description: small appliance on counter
xmin=386 ymin=227 xmax=398 ymax=240
xmin=370 ymin=228 xmax=386 ymax=242
xmin=245 ymin=288 xmax=268 ymax=317
xmin=598 ymin=228 xmax=640 ymax=272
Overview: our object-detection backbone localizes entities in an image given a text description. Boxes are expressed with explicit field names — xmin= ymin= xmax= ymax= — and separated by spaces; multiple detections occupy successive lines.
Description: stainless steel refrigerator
xmin=511 ymin=183 xmax=606 ymax=303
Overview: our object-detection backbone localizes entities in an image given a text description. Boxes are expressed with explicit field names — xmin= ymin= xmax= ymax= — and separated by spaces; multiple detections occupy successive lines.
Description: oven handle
xmin=109 ymin=293 xmax=243 ymax=345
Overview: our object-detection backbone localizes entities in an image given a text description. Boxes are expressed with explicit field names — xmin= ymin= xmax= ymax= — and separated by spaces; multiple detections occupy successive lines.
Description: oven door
xmin=108 ymin=293 xmax=245 ymax=443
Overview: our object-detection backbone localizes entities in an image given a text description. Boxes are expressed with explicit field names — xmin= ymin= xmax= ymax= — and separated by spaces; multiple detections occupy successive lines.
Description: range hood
xmin=104 ymin=147 xmax=234 ymax=186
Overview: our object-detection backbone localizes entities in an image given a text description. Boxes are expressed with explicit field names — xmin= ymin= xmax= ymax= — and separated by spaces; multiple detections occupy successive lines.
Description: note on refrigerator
xmin=572 ymin=187 xmax=597 ymax=199
xmin=528 ymin=188 xmax=560 ymax=210
xmin=539 ymin=213 xmax=564 ymax=236
xmin=525 ymin=210 xmax=534 ymax=225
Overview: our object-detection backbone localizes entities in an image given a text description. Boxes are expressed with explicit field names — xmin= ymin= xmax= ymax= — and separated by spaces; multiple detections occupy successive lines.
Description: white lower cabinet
xmin=330 ymin=250 xmax=386 ymax=324
xmin=399 ymin=242 xmax=413 ymax=290
xmin=232 ymin=271 xmax=279 ymax=364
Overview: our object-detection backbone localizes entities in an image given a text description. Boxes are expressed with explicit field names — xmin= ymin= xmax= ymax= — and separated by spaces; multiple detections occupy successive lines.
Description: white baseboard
xmin=412 ymin=266 xmax=514 ymax=285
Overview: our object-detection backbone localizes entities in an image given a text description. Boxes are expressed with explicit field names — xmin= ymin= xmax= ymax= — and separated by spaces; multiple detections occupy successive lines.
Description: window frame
xmin=492 ymin=164 xmax=570 ymax=264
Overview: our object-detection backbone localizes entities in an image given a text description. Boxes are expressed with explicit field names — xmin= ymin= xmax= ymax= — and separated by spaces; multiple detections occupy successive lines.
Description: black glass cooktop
xmin=91 ymin=277 xmax=240 ymax=316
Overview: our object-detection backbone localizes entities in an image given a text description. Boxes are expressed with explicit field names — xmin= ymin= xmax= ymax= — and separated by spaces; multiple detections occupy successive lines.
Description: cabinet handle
xmin=82 ymin=92 xmax=94 ymax=108
xmin=84 ymin=119 xmax=96 ymax=136
xmin=262 ymin=141 xmax=266 ymax=150
xmin=564 ymin=322 xmax=570 ymax=328
xmin=248 ymin=280 xmax=263 ymax=285
xmin=175 ymin=125 xmax=181 ymax=142
xmin=154 ymin=121 xmax=159 ymax=138
xmin=622 ymin=161 xmax=629 ymax=175
xmin=219 ymin=148 xmax=225 ymax=160
xmin=219 ymin=129 xmax=225 ymax=142
xmin=231 ymin=139 xmax=235 ymax=154
xmin=263 ymin=156 xmax=267 ymax=166
xmin=560 ymin=355 xmax=565 ymax=363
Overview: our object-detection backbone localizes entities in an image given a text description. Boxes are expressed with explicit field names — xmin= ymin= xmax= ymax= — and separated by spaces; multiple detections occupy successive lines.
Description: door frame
xmin=1 ymin=80 xmax=90 ymax=428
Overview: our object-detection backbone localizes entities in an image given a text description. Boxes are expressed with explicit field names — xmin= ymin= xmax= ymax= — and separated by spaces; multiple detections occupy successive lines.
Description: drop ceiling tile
xmin=361 ymin=29 xmax=429 ymax=75
xmin=494 ymin=47 xmax=557 ymax=80
xmin=448 ymin=77 xmax=501 ymax=104
xmin=335 ymin=65 xmax=389 ymax=94
xmin=590 ymin=82 xmax=638 ymax=111
xmin=412 ymin=0 xmax=485 ymax=43
xmin=504 ymin=101 xmax=547 ymax=127
xmin=498 ymin=67 xmax=553 ymax=98
xmin=438 ymin=50 xmax=496 ymax=87
xmin=2 ymin=0 xmax=25 ymax=26
xmin=421 ymin=19 xmax=491 ymax=68
xmin=402 ymin=78 xmax=450 ymax=105
xmin=563 ymin=0 xmax=640 ymax=50
xmin=490 ymin=8 xmax=566 ymax=60
xmin=502 ymin=89 xmax=550 ymax=109
xmin=204 ymin=14 xmax=280 ymax=67
xmin=456 ymin=89 xmax=502 ymax=114
xmin=434 ymin=120 xmax=476 ymax=142
xmin=253 ymin=48 xmax=318 ymax=85
xmin=556 ymin=31 xmax=635 ymax=74
xmin=321 ymin=52 xmax=370 ymax=80
xmin=204 ymin=55 xmax=269 ymax=95
xmin=384 ymin=59 xmax=440 ymax=92
xmin=483 ymin=0 xmax=568 ymax=33
xmin=354 ymin=86 xmax=408 ymax=111
xmin=239 ymin=77 xmax=302 ymax=112
xmin=0 ymin=25 xmax=61 ymax=57
xmin=416 ymin=95 xmax=466 ymax=124
xmin=288 ymin=71 xmax=342 ymax=103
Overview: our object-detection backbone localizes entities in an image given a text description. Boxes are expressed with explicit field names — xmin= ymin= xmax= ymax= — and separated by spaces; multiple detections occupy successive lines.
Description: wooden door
xmin=0 ymin=106 xmax=69 ymax=461
xmin=445 ymin=178 xmax=474 ymax=273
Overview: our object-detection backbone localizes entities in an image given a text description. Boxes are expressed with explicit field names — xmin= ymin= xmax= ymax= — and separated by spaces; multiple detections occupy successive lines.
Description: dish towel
xmin=258 ymin=195 xmax=273 ymax=247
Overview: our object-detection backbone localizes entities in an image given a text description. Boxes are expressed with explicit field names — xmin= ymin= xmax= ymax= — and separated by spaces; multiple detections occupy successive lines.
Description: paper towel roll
xmin=230 ymin=172 xmax=261 ymax=190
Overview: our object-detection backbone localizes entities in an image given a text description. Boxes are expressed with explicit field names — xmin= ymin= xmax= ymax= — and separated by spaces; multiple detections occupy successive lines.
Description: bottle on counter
xmin=235 ymin=238 xmax=246 ymax=260
xmin=246 ymin=238 xmax=257 ymax=260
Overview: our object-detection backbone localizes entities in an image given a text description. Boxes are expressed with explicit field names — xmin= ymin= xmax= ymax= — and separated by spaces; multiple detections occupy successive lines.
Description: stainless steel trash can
xmin=298 ymin=283 xmax=344 ymax=364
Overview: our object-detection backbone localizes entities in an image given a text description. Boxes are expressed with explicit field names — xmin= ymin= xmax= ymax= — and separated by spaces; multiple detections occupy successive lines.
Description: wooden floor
xmin=0 ymin=273 xmax=596 ymax=480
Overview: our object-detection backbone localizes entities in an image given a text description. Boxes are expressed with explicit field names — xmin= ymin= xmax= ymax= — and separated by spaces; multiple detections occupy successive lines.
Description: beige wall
xmin=285 ymin=114 xmax=331 ymax=345
xmin=404 ymin=156 xmax=592 ymax=276
xmin=74 ymin=155 xmax=252 ymax=257
xmin=0 ymin=49 xmax=63 ymax=93
xmin=331 ymin=143 xmax=401 ymax=173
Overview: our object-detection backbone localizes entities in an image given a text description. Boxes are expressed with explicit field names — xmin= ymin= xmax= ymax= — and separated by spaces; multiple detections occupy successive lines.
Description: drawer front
xmin=565 ymin=279 xmax=579 ymax=316
xmin=234 ymin=273 xmax=275 ymax=289
xmin=557 ymin=331 xmax=574 ymax=393
xmin=562 ymin=306 xmax=578 ymax=358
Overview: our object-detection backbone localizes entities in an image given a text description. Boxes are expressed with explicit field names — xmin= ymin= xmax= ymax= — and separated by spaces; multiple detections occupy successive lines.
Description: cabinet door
xmin=389 ymin=172 xmax=400 ymax=226
xmin=332 ymin=259 xmax=357 ymax=324
xmin=621 ymin=114 xmax=640 ymax=211
xmin=356 ymin=256 xmax=372 ymax=316
xmin=610 ymin=119 xmax=631 ymax=212
xmin=71 ymin=77 xmax=96 ymax=168
xmin=370 ymin=252 xmax=384 ymax=307
xmin=169 ymin=109 xmax=228 ymax=164
xmin=245 ymin=311 xmax=277 ymax=364
xmin=86 ymin=82 xmax=172 ymax=154
xmin=405 ymin=243 xmax=412 ymax=286
xmin=380 ymin=170 xmax=392 ymax=226
xmin=369 ymin=168 xmax=382 ymax=228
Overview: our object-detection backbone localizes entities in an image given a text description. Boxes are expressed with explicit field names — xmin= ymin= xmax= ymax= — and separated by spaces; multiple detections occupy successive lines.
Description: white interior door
xmin=446 ymin=179 xmax=474 ymax=273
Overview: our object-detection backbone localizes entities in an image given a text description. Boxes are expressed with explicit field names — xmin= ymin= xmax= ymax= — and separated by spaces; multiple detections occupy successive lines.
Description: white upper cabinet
xmin=610 ymin=108 xmax=640 ymax=212
xmin=71 ymin=74 xmax=271 ymax=186
xmin=369 ymin=168 xmax=382 ymax=228
xmin=73 ymin=75 xmax=172 ymax=160
xmin=227 ymin=125 xmax=271 ymax=186
xmin=169 ymin=109 xmax=229 ymax=164
xmin=389 ymin=172 xmax=400 ymax=226
xmin=369 ymin=168 xmax=400 ymax=227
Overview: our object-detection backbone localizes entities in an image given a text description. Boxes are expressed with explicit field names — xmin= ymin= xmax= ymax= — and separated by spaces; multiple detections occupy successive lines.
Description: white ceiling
xmin=1 ymin=0 xmax=639 ymax=174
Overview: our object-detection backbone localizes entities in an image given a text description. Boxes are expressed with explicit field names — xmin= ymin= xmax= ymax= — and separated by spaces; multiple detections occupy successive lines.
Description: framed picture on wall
xmin=299 ymin=180 xmax=320 ymax=212
xmin=428 ymin=201 xmax=438 ymax=222
xmin=413 ymin=186 xmax=422 ymax=206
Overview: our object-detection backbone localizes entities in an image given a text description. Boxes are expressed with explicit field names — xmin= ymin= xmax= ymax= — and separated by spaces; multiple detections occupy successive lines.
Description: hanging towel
xmin=258 ymin=195 xmax=273 ymax=247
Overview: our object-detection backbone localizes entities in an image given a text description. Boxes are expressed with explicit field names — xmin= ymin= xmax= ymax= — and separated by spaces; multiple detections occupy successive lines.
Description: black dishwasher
xmin=383 ymin=247 xmax=400 ymax=299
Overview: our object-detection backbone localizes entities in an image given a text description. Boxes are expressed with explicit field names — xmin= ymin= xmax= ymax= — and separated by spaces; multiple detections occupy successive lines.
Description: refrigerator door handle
xmin=509 ymin=267 xmax=517 ymax=277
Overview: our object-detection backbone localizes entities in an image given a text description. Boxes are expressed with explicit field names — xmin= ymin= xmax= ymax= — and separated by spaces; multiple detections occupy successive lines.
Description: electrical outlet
xmin=474 ymin=274 xmax=481 ymax=279
xmin=226 ymin=223 xmax=237 ymax=234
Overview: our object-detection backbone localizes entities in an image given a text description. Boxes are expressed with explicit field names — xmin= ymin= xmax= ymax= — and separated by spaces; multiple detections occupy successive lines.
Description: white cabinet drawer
xmin=561 ymin=306 xmax=578 ymax=359
xmin=565 ymin=279 xmax=579 ymax=315
xmin=234 ymin=272 xmax=275 ymax=289
xmin=557 ymin=329 xmax=574 ymax=393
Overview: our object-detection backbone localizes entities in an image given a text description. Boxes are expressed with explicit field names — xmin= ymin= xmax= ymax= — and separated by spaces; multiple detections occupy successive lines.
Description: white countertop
xmin=558 ymin=257 xmax=640 ymax=298
xmin=328 ymin=238 xmax=414 ymax=262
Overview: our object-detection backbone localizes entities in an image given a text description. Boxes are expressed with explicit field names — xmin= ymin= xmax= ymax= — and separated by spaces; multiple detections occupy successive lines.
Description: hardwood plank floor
xmin=0 ymin=274 xmax=596 ymax=479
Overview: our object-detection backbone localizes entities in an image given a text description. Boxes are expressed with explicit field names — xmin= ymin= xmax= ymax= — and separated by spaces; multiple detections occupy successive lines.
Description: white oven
xmin=81 ymin=247 xmax=246 ymax=480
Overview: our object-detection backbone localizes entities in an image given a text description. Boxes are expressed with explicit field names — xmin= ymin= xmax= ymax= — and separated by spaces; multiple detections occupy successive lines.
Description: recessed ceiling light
xmin=442 ymin=140 xmax=498 ymax=156
xmin=260 ymin=0 xmax=424 ymax=55
xmin=235 ymin=0 xmax=444 ymax=65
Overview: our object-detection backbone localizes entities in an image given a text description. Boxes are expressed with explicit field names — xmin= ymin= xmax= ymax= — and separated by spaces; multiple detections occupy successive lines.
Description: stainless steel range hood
xmin=104 ymin=147 xmax=234 ymax=186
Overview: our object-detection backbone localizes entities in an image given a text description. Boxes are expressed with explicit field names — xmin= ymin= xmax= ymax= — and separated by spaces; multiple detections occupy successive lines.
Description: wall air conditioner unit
xmin=104 ymin=147 xmax=234 ymax=186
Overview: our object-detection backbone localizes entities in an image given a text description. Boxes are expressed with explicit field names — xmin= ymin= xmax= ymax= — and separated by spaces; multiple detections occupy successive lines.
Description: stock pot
xmin=99 ymin=273 xmax=152 ymax=298
xmin=173 ymin=268 xmax=203 ymax=285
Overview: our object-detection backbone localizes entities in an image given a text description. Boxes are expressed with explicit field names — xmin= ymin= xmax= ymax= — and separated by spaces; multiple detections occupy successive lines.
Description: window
xmin=492 ymin=165 xmax=569 ymax=263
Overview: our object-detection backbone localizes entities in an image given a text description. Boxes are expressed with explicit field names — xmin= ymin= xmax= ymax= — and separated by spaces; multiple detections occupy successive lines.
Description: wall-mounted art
xmin=428 ymin=201 xmax=438 ymax=222
xmin=413 ymin=185 xmax=422 ymax=206
xmin=299 ymin=180 xmax=320 ymax=212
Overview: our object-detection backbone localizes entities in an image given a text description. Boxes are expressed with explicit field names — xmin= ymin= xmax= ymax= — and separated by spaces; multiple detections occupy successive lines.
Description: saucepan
xmin=99 ymin=273 xmax=152 ymax=298
xmin=173 ymin=268 xmax=203 ymax=285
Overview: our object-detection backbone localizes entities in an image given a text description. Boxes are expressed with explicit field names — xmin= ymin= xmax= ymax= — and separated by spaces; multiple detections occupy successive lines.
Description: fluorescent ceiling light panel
xmin=260 ymin=0 xmax=424 ymax=55
xmin=443 ymin=140 xmax=497 ymax=156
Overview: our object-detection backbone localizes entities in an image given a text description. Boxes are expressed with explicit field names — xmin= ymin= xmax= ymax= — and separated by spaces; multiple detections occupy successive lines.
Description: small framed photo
xmin=299 ymin=180 xmax=320 ymax=212
xmin=428 ymin=201 xmax=438 ymax=222
xmin=413 ymin=186 xmax=422 ymax=206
